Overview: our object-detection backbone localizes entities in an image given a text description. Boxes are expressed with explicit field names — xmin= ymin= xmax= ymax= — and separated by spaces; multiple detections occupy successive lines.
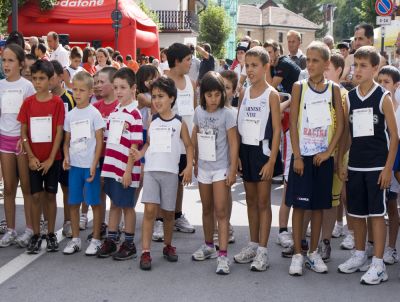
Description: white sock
xmin=355 ymin=250 xmax=366 ymax=258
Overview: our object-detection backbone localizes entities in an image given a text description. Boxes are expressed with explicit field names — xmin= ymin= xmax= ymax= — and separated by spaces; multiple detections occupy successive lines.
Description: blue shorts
xmin=104 ymin=177 xmax=136 ymax=208
xmin=68 ymin=166 xmax=101 ymax=206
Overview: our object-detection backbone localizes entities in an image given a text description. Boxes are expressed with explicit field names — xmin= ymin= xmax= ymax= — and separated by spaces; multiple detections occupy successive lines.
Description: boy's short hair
xmin=25 ymin=53 xmax=37 ymax=61
xmin=113 ymin=67 xmax=136 ymax=87
xmin=246 ymin=46 xmax=270 ymax=65
xmin=330 ymin=53 xmax=345 ymax=78
xmin=70 ymin=46 xmax=83 ymax=59
xmin=73 ymin=71 xmax=94 ymax=90
xmin=200 ymin=71 xmax=226 ymax=110
xmin=378 ymin=65 xmax=400 ymax=83
xmin=220 ymin=70 xmax=238 ymax=91
xmin=307 ymin=41 xmax=331 ymax=61
xmin=151 ymin=76 xmax=177 ymax=108
xmin=354 ymin=46 xmax=380 ymax=67
xmin=50 ymin=60 xmax=64 ymax=76
xmin=287 ymin=30 xmax=301 ymax=41
xmin=126 ymin=54 xmax=133 ymax=61
xmin=37 ymin=43 xmax=47 ymax=55
xmin=263 ymin=40 xmax=279 ymax=52
xmin=30 ymin=59 xmax=54 ymax=78
xmin=166 ymin=43 xmax=192 ymax=68
xmin=99 ymin=66 xmax=118 ymax=83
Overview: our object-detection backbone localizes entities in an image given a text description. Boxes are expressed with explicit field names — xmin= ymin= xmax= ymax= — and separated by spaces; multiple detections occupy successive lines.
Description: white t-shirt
xmin=0 ymin=77 xmax=36 ymax=136
xmin=159 ymin=61 xmax=170 ymax=75
xmin=50 ymin=44 xmax=70 ymax=68
xmin=64 ymin=104 xmax=105 ymax=168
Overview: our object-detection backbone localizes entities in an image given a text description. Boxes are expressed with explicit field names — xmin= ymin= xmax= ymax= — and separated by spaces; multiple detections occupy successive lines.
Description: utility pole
xmin=12 ymin=0 xmax=18 ymax=31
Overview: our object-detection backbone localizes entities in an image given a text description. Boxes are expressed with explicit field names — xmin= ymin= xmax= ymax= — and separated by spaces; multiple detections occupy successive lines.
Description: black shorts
xmin=286 ymin=155 xmax=333 ymax=210
xmin=58 ymin=153 xmax=69 ymax=187
xmin=178 ymin=154 xmax=187 ymax=182
xmin=386 ymin=190 xmax=398 ymax=201
xmin=239 ymin=143 xmax=282 ymax=182
xmin=347 ymin=170 xmax=386 ymax=217
xmin=29 ymin=160 xmax=61 ymax=194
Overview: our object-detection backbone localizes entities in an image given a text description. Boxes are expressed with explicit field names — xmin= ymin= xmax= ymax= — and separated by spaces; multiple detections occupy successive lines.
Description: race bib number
xmin=30 ymin=116 xmax=52 ymax=143
xmin=197 ymin=133 xmax=216 ymax=161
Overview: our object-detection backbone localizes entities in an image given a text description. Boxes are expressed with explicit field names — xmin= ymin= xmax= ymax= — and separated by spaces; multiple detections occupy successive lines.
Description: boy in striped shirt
xmin=97 ymin=68 xmax=143 ymax=260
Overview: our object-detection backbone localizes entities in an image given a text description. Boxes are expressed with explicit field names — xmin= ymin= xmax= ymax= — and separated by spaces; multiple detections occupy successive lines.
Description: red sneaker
xmin=140 ymin=252 xmax=152 ymax=270
xmin=163 ymin=245 xmax=178 ymax=262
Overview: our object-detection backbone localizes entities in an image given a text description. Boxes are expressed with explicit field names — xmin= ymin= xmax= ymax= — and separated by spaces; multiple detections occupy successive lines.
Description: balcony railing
xmin=154 ymin=10 xmax=199 ymax=32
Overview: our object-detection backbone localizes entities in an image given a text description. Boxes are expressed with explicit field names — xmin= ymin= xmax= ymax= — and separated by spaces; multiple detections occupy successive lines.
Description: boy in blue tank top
xmin=338 ymin=46 xmax=398 ymax=285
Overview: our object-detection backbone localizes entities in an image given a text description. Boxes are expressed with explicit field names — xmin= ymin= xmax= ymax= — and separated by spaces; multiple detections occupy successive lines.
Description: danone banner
xmin=54 ymin=0 xmax=105 ymax=7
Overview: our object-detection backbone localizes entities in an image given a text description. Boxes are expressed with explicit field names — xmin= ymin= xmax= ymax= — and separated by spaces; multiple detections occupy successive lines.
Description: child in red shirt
xmin=18 ymin=59 xmax=65 ymax=254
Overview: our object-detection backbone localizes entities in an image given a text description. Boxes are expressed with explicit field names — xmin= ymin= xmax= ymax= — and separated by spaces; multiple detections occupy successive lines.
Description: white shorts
xmin=282 ymin=131 xmax=292 ymax=182
xmin=197 ymin=167 xmax=227 ymax=184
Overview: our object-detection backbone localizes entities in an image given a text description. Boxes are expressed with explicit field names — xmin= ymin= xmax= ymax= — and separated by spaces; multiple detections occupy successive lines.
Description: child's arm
xmin=338 ymin=99 xmax=351 ymax=182
xmin=191 ymin=125 xmax=199 ymax=178
xmin=122 ymin=143 xmax=137 ymax=189
xmin=379 ymin=94 xmax=399 ymax=189
xmin=63 ymin=131 xmax=71 ymax=171
xmin=87 ymin=128 xmax=103 ymax=183
xmin=236 ymin=89 xmax=245 ymax=174
xmin=191 ymin=80 xmax=197 ymax=109
xmin=289 ymin=83 xmax=303 ymax=175
xmin=314 ymin=85 xmax=344 ymax=166
xmin=259 ymin=90 xmax=281 ymax=180
xmin=39 ymin=125 xmax=63 ymax=175
xmin=180 ymin=121 xmax=194 ymax=186
xmin=130 ymin=133 xmax=149 ymax=161
xmin=137 ymin=93 xmax=151 ymax=110
xmin=21 ymin=123 xmax=41 ymax=171
xmin=226 ymin=126 xmax=239 ymax=186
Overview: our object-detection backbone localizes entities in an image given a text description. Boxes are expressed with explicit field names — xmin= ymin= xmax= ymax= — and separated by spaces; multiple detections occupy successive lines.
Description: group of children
xmin=0 ymin=39 xmax=399 ymax=284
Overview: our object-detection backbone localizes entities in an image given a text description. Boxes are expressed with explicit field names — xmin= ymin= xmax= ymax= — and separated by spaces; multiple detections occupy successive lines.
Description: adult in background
xmin=337 ymin=41 xmax=350 ymax=60
xmin=187 ymin=44 xmax=200 ymax=83
xmin=47 ymin=31 xmax=69 ymax=68
xmin=287 ymin=30 xmax=306 ymax=70
xmin=323 ymin=35 xmax=335 ymax=51
xmin=197 ymin=43 xmax=215 ymax=84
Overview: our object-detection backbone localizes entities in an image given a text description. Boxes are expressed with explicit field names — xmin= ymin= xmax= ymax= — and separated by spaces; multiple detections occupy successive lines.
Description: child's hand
xmin=338 ymin=165 xmax=348 ymax=182
xmin=86 ymin=165 xmax=96 ymax=183
xmin=194 ymin=162 xmax=198 ymax=178
xmin=121 ymin=171 xmax=132 ymax=189
xmin=293 ymin=157 xmax=304 ymax=176
xmin=237 ymin=158 xmax=243 ymax=176
xmin=130 ymin=147 xmax=142 ymax=161
xmin=38 ymin=158 xmax=54 ymax=175
xmin=28 ymin=157 xmax=41 ymax=171
xmin=259 ymin=160 xmax=274 ymax=181
xmin=226 ymin=168 xmax=237 ymax=187
xmin=63 ymin=157 xmax=70 ymax=171
xmin=313 ymin=151 xmax=330 ymax=167
xmin=16 ymin=138 xmax=23 ymax=154
xmin=378 ymin=167 xmax=391 ymax=190
xmin=180 ymin=166 xmax=192 ymax=186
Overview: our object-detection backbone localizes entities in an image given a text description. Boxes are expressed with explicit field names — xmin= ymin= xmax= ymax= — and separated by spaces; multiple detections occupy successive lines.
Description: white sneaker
xmin=332 ymin=224 xmax=344 ymax=238
xmin=338 ymin=252 xmax=368 ymax=274
xmin=366 ymin=241 xmax=374 ymax=258
xmin=216 ymin=256 xmax=230 ymax=275
xmin=228 ymin=224 xmax=235 ymax=244
xmin=340 ymin=233 xmax=355 ymax=250
xmin=305 ymin=250 xmax=328 ymax=273
xmin=62 ymin=221 xmax=72 ymax=238
xmin=0 ymin=219 xmax=7 ymax=234
xmin=152 ymin=220 xmax=164 ymax=242
xmin=192 ymin=244 xmax=218 ymax=261
xmin=250 ymin=247 xmax=269 ymax=271
xmin=360 ymin=259 xmax=388 ymax=285
xmin=79 ymin=214 xmax=88 ymax=230
xmin=383 ymin=247 xmax=399 ymax=265
xmin=15 ymin=228 xmax=33 ymax=248
xmin=85 ymin=239 xmax=101 ymax=256
xmin=63 ymin=238 xmax=81 ymax=255
xmin=289 ymin=253 xmax=304 ymax=276
xmin=233 ymin=242 xmax=258 ymax=264
xmin=174 ymin=214 xmax=195 ymax=233
xmin=276 ymin=231 xmax=293 ymax=248
xmin=0 ymin=230 xmax=17 ymax=247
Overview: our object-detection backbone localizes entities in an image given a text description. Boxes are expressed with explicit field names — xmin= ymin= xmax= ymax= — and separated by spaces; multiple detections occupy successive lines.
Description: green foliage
xmin=356 ymin=0 xmax=376 ymax=26
xmin=332 ymin=0 xmax=362 ymax=42
xmin=139 ymin=1 xmax=162 ymax=30
xmin=198 ymin=3 xmax=231 ymax=58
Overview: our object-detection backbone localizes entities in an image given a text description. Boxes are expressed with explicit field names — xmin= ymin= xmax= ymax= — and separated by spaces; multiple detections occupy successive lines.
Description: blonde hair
xmin=72 ymin=71 xmax=94 ymax=90
xmin=307 ymin=41 xmax=331 ymax=61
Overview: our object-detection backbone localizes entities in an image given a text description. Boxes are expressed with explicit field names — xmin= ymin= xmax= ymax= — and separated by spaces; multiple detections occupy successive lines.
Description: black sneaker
xmin=113 ymin=241 xmax=137 ymax=261
xmin=97 ymin=238 xmax=117 ymax=258
xmin=27 ymin=234 xmax=42 ymax=254
xmin=87 ymin=223 xmax=108 ymax=241
xmin=46 ymin=233 xmax=59 ymax=252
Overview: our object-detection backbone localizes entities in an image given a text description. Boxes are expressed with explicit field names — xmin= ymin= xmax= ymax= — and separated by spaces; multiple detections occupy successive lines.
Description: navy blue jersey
xmin=348 ymin=84 xmax=389 ymax=170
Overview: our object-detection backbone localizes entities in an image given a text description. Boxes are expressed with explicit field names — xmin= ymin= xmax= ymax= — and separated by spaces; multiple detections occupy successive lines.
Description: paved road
xmin=0 ymin=179 xmax=399 ymax=302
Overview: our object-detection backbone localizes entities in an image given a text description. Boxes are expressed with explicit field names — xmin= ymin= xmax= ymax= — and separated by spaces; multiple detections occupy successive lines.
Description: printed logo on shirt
xmin=349 ymin=114 xmax=379 ymax=124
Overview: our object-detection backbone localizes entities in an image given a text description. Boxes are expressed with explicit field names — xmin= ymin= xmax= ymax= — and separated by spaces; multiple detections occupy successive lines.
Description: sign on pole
xmin=375 ymin=0 xmax=393 ymax=16
xmin=376 ymin=16 xmax=391 ymax=25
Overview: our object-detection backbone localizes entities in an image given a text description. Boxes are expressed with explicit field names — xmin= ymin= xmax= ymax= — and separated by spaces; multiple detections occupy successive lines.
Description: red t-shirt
xmin=17 ymin=94 xmax=65 ymax=162
xmin=82 ymin=63 xmax=96 ymax=76
xmin=93 ymin=99 xmax=119 ymax=156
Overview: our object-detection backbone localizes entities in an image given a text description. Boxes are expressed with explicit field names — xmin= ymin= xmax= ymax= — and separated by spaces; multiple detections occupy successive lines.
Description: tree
xmin=198 ymin=3 xmax=231 ymax=58
xmin=356 ymin=0 xmax=376 ymax=26
xmin=331 ymin=0 xmax=362 ymax=41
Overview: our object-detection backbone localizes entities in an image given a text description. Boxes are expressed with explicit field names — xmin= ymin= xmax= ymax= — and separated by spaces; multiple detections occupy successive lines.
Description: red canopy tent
xmin=11 ymin=0 xmax=160 ymax=59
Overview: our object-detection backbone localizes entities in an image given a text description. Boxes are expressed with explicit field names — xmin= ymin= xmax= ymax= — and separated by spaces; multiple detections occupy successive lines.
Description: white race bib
xmin=108 ymin=118 xmax=124 ymax=145
xmin=30 ymin=116 xmax=52 ymax=143
xmin=177 ymin=93 xmax=194 ymax=116
xmin=353 ymin=108 xmax=374 ymax=137
xmin=151 ymin=126 xmax=172 ymax=153
xmin=1 ymin=89 xmax=23 ymax=114
xmin=71 ymin=119 xmax=91 ymax=142
xmin=307 ymin=99 xmax=332 ymax=128
xmin=242 ymin=118 xmax=261 ymax=146
xmin=197 ymin=133 xmax=216 ymax=161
